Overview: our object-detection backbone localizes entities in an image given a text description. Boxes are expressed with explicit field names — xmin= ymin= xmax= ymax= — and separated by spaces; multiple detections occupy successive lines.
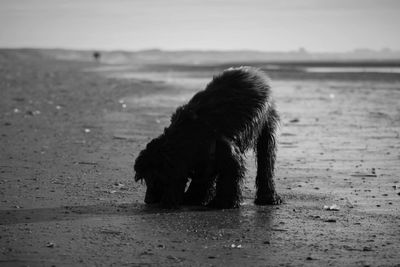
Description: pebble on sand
xmin=323 ymin=204 xmax=340 ymax=211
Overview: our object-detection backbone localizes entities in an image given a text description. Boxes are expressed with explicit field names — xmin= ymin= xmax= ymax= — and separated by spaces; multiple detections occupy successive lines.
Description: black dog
xmin=134 ymin=66 xmax=281 ymax=208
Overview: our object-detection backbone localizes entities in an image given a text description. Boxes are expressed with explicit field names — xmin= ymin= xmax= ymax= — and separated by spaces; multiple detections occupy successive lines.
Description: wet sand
xmin=1 ymin=50 xmax=400 ymax=266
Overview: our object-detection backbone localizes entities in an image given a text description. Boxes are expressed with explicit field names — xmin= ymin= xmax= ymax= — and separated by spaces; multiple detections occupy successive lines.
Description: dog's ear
xmin=134 ymin=138 xmax=164 ymax=182
xmin=134 ymin=173 xmax=143 ymax=182
xmin=134 ymin=149 xmax=150 ymax=182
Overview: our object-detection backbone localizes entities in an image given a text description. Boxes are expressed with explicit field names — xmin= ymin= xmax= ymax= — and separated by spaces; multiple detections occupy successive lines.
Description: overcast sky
xmin=0 ymin=0 xmax=399 ymax=52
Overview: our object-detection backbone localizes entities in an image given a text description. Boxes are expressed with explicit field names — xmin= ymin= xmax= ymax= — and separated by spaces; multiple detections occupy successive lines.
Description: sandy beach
xmin=1 ymin=49 xmax=400 ymax=266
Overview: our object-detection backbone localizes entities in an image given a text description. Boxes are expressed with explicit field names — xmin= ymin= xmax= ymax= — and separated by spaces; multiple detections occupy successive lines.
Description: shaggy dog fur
xmin=134 ymin=66 xmax=281 ymax=209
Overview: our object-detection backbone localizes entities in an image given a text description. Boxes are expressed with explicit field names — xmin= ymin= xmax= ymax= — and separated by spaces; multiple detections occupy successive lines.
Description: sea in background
xmin=304 ymin=67 xmax=400 ymax=73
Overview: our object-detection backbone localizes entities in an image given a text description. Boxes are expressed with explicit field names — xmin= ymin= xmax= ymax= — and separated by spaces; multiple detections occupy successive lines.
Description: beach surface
xmin=1 ymin=50 xmax=400 ymax=266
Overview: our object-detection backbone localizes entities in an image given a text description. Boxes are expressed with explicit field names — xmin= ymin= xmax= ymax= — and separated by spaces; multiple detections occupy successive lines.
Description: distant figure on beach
xmin=93 ymin=51 xmax=101 ymax=62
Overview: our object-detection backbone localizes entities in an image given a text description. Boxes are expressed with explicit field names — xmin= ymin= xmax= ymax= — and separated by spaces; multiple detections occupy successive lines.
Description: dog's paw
xmin=254 ymin=193 xmax=283 ymax=205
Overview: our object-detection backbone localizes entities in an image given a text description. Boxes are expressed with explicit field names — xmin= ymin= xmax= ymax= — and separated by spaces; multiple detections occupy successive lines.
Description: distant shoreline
xmin=3 ymin=48 xmax=400 ymax=81
xmin=2 ymin=47 xmax=400 ymax=65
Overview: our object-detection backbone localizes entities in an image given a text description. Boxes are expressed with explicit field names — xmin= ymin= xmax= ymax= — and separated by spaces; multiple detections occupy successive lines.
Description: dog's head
xmin=134 ymin=137 xmax=165 ymax=204
xmin=134 ymin=136 xmax=186 ymax=208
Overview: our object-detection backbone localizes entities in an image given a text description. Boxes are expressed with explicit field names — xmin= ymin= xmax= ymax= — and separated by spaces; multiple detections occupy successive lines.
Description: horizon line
xmin=1 ymin=46 xmax=400 ymax=55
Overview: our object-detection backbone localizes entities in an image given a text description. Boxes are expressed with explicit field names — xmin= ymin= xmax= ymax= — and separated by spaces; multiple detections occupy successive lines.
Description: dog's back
xmin=186 ymin=66 xmax=273 ymax=146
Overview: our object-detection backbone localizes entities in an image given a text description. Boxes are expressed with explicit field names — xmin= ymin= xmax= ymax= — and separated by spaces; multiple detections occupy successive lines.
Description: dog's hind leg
xmin=254 ymin=108 xmax=282 ymax=205
xmin=207 ymin=138 xmax=245 ymax=209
